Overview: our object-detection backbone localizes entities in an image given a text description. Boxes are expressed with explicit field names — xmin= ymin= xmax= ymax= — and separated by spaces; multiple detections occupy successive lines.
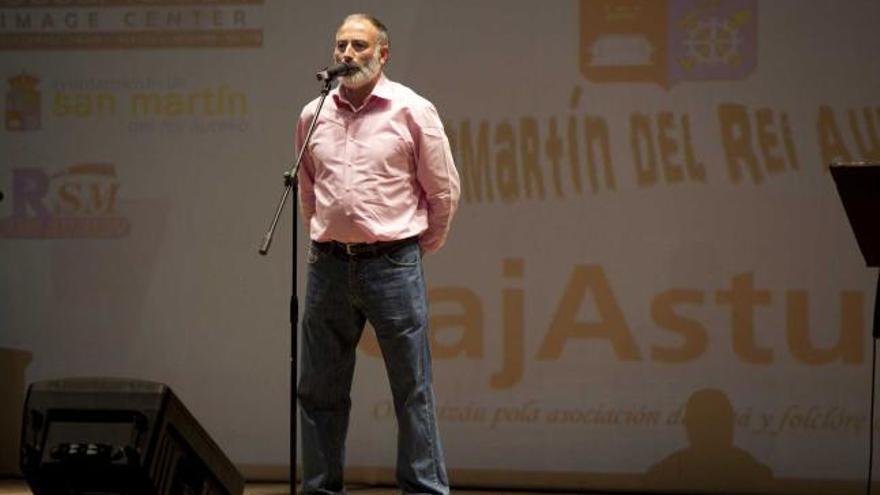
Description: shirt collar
xmin=370 ymin=73 xmax=394 ymax=101
xmin=333 ymin=73 xmax=393 ymax=112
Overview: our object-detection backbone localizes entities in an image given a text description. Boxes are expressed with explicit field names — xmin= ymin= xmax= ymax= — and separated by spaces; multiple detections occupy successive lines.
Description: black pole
xmin=259 ymin=78 xmax=333 ymax=495
xmin=290 ymin=187 xmax=298 ymax=495
xmin=874 ymin=271 xmax=880 ymax=339
xmin=867 ymin=272 xmax=879 ymax=495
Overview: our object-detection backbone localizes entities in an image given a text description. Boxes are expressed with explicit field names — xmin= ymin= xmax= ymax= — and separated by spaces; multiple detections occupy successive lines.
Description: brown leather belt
xmin=319 ymin=236 xmax=418 ymax=258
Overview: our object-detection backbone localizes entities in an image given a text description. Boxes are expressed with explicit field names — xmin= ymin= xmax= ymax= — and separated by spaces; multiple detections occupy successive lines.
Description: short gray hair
xmin=341 ymin=13 xmax=390 ymax=47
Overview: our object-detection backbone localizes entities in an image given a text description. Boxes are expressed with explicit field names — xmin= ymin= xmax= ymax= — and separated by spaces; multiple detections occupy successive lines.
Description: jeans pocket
xmin=383 ymin=244 xmax=420 ymax=267
xmin=306 ymin=242 xmax=322 ymax=264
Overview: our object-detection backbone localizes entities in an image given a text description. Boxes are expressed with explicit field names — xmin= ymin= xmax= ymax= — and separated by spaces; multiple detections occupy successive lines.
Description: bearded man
xmin=295 ymin=13 xmax=460 ymax=495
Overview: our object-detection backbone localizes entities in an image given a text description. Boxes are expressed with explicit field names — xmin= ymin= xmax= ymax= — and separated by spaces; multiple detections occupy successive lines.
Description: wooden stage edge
xmin=0 ymin=478 xmax=583 ymax=495
xmin=240 ymin=465 xmax=874 ymax=495
xmin=2 ymin=468 xmax=878 ymax=495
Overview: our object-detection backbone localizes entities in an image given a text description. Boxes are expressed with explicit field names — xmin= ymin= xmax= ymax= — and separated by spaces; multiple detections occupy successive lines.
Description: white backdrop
xmin=2 ymin=1 xmax=879 ymax=493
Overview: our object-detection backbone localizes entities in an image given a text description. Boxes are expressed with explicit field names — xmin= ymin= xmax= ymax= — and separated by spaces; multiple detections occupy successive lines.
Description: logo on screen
xmin=0 ymin=164 xmax=131 ymax=239
xmin=580 ymin=0 xmax=757 ymax=88
xmin=5 ymin=73 xmax=41 ymax=131
xmin=0 ymin=1 xmax=264 ymax=50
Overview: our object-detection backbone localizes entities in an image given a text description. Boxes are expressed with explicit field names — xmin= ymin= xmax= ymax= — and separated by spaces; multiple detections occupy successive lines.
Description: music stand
xmin=830 ymin=161 xmax=880 ymax=495
xmin=830 ymin=162 xmax=880 ymax=336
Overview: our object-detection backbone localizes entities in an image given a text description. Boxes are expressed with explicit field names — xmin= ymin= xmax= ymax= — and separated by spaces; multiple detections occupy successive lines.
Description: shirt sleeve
xmin=295 ymin=108 xmax=316 ymax=235
xmin=413 ymin=103 xmax=461 ymax=254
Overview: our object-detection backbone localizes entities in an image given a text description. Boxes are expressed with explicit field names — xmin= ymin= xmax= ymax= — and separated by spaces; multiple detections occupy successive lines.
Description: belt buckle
xmin=344 ymin=243 xmax=355 ymax=256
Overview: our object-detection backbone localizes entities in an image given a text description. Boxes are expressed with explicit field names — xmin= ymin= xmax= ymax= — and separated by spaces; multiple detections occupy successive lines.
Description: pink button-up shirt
xmin=297 ymin=74 xmax=460 ymax=254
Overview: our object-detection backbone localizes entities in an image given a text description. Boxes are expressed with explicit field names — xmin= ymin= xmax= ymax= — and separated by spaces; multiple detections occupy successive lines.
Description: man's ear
xmin=380 ymin=44 xmax=390 ymax=65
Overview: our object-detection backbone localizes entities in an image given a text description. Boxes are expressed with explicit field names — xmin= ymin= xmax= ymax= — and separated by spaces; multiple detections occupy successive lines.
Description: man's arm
xmin=295 ymin=111 xmax=317 ymax=232
xmin=414 ymin=103 xmax=460 ymax=254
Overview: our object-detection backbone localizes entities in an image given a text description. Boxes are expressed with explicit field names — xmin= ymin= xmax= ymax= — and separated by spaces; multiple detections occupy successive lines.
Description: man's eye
xmin=352 ymin=42 xmax=368 ymax=51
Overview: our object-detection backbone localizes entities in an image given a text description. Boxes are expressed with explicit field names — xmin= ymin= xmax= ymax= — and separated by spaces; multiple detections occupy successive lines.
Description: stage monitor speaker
xmin=19 ymin=377 xmax=244 ymax=495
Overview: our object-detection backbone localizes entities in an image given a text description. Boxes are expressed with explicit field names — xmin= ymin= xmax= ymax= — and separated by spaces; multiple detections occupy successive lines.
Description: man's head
xmin=334 ymin=14 xmax=389 ymax=89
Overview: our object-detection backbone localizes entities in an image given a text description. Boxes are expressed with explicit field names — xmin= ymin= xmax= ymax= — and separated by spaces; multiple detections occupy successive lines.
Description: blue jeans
xmin=298 ymin=240 xmax=449 ymax=495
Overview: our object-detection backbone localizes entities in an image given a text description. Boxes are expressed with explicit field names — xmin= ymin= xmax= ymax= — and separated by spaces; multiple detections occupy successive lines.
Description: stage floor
xmin=242 ymin=484 xmax=583 ymax=494
xmin=0 ymin=479 xmax=584 ymax=494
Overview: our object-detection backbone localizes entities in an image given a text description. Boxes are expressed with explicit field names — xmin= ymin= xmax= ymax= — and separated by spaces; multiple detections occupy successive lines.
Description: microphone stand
xmin=259 ymin=76 xmax=333 ymax=495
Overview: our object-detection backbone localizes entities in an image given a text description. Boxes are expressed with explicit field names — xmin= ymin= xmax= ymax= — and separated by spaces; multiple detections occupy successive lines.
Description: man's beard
xmin=339 ymin=50 xmax=382 ymax=89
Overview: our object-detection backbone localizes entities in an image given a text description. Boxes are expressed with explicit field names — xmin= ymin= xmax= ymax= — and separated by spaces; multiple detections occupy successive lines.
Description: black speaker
xmin=19 ymin=377 xmax=244 ymax=495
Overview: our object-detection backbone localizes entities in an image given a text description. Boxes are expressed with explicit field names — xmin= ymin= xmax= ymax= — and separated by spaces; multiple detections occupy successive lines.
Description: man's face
xmin=334 ymin=19 xmax=387 ymax=89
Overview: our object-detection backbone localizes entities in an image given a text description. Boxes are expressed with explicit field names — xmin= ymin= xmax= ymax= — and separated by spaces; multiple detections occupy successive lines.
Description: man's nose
xmin=342 ymin=44 xmax=356 ymax=60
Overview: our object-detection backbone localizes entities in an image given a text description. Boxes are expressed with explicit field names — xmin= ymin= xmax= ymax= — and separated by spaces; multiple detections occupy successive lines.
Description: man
xmin=295 ymin=13 xmax=460 ymax=495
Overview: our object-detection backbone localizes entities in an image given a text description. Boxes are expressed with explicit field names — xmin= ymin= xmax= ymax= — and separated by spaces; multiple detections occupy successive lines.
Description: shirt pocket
xmin=353 ymin=131 xmax=412 ymax=175
xmin=306 ymin=119 xmax=347 ymax=173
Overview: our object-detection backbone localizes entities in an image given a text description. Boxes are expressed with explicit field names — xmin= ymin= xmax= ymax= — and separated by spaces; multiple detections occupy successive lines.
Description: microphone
xmin=316 ymin=62 xmax=359 ymax=82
